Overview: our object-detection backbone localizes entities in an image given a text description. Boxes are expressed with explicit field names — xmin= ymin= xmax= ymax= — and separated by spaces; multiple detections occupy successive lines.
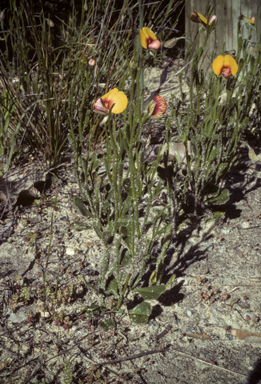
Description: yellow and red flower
xmin=147 ymin=95 xmax=167 ymax=118
xmin=212 ymin=55 xmax=238 ymax=78
xmin=240 ymin=15 xmax=255 ymax=25
xmin=93 ymin=88 xmax=128 ymax=115
xmin=190 ymin=11 xmax=218 ymax=27
xmin=139 ymin=27 xmax=161 ymax=50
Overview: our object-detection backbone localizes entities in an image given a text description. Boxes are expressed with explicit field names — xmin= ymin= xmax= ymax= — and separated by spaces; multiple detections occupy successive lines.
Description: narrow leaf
xmin=73 ymin=197 xmax=89 ymax=216
xmin=208 ymin=189 xmax=230 ymax=205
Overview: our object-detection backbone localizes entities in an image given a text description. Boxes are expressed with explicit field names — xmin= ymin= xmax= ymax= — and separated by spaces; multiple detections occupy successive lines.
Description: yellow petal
xmin=212 ymin=55 xmax=224 ymax=76
xmin=101 ymin=88 xmax=118 ymax=102
xmin=101 ymin=88 xmax=128 ymax=114
xmin=197 ymin=12 xmax=208 ymax=26
xmin=139 ymin=27 xmax=157 ymax=49
xmin=110 ymin=91 xmax=128 ymax=114
xmin=141 ymin=27 xmax=157 ymax=40
xmin=223 ymin=55 xmax=238 ymax=75
xmin=241 ymin=15 xmax=255 ymax=25
xmin=139 ymin=29 xmax=148 ymax=49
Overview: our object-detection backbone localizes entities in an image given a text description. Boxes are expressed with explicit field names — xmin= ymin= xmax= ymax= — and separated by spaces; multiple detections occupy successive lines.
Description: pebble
xmin=244 ymin=312 xmax=254 ymax=320
xmin=241 ymin=222 xmax=250 ymax=229
xmin=66 ymin=247 xmax=75 ymax=256
xmin=220 ymin=228 xmax=230 ymax=234
xmin=225 ymin=333 xmax=233 ymax=340
xmin=8 ymin=312 xmax=27 ymax=323
xmin=28 ymin=216 xmax=42 ymax=224
xmin=7 ymin=307 xmax=32 ymax=323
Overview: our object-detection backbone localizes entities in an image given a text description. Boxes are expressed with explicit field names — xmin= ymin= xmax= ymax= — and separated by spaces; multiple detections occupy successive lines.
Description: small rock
xmin=244 ymin=312 xmax=254 ymax=320
xmin=7 ymin=307 xmax=31 ymax=323
xmin=8 ymin=312 xmax=27 ymax=323
xmin=241 ymin=222 xmax=250 ymax=229
xmin=225 ymin=333 xmax=233 ymax=340
xmin=66 ymin=247 xmax=75 ymax=256
xmin=237 ymin=300 xmax=250 ymax=309
xmin=220 ymin=228 xmax=230 ymax=235
xmin=28 ymin=215 xmax=42 ymax=224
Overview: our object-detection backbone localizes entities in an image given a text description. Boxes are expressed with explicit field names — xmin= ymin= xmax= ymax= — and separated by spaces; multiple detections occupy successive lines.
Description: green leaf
xmin=93 ymin=226 xmax=113 ymax=244
xmin=133 ymin=284 xmax=166 ymax=300
xmin=208 ymin=189 xmax=230 ymax=205
xmin=93 ymin=225 xmax=102 ymax=239
xmin=216 ymin=163 xmax=228 ymax=179
xmin=119 ymin=222 xmax=132 ymax=248
xmin=128 ymin=301 xmax=152 ymax=324
xmin=123 ymin=178 xmax=132 ymax=195
xmin=90 ymin=152 xmax=100 ymax=170
xmin=134 ymin=33 xmax=141 ymax=51
xmin=101 ymin=231 xmax=114 ymax=245
xmin=102 ymin=201 xmax=111 ymax=214
xmin=108 ymin=276 xmax=119 ymax=297
xmin=119 ymin=225 xmax=128 ymax=237
xmin=166 ymin=274 xmax=176 ymax=288
xmin=149 ymin=272 xmax=157 ymax=286
xmin=71 ymin=221 xmax=92 ymax=230
xmin=126 ymin=5 xmax=133 ymax=23
xmin=155 ymin=224 xmax=171 ymax=239
xmin=120 ymin=249 xmax=132 ymax=266
xmin=78 ymin=305 xmax=107 ymax=316
xmin=98 ymin=319 xmax=116 ymax=329
xmin=247 ymin=145 xmax=258 ymax=162
xmin=207 ymin=146 xmax=219 ymax=163
xmin=81 ymin=304 xmax=100 ymax=313
xmin=212 ymin=211 xmax=225 ymax=220
xmin=73 ymin=197 xmax=90 ymax=217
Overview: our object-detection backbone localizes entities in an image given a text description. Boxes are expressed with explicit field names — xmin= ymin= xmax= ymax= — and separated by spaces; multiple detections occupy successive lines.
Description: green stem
xmin=116 ymin=273 xmax=132 ymax=310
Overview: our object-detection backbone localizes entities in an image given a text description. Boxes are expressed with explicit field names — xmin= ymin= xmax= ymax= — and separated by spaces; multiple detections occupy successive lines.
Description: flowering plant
xmin=139 ymin=27 xmax=161 ymax=50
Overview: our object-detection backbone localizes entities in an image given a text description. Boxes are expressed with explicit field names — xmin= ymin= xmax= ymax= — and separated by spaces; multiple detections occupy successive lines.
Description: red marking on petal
xmin=222 ymin=67 xmax=232 ymax=78
xmin=93 ymin=98 xmax=109 ymax=115
xmin=151 ymin=95 xmax=167 ymax=118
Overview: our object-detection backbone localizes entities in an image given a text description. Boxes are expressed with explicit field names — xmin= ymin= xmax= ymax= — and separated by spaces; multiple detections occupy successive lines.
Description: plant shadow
xmin=245 ymin=356 xmax=261 ymax=384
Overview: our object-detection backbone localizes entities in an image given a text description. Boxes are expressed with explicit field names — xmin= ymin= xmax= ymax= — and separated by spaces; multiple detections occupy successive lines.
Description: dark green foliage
xmin=128 ymin=301 xmax=152 ymax=324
